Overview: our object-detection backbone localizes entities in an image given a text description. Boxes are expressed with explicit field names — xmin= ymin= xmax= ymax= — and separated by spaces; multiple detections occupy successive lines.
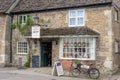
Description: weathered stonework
xmin=111 ymin=6 xmax=120 ymax=73
xmin=0 ymin=14 xmax=9 ymax=67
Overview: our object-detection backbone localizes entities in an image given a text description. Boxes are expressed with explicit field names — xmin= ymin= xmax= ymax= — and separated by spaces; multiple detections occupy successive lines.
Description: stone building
xmin=0 ymin=0 xmax=120 ymax=75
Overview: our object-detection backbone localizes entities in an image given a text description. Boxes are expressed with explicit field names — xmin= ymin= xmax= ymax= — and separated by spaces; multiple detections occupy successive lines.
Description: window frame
xmin=18 ymin=15 xmax=28 ymax=25
xmin=115 ymin=9 xmax=119 ymax=21
xmin=59 ymin=37 xmax=96 ymax=60
xmin=17 ymin=41 xmax=28 ymax=54
xmin=69 ymin=9 xmax=85 ymax=27
xmin=115 ymin=41 xmax=119 ymax=53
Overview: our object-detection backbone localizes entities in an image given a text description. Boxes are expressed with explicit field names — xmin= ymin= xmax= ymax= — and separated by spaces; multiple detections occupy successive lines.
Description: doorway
xmin=40 ymin=42 xmax=52 ymax=67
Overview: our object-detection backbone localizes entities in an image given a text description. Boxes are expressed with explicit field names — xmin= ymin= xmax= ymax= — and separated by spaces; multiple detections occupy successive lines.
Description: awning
xmin=25 ymin=26 xmax=100 ymax=38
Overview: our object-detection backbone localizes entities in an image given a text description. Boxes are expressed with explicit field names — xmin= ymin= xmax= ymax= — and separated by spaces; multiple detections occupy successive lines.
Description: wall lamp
xmin=33 ymin=14 xmax=39 ymax=24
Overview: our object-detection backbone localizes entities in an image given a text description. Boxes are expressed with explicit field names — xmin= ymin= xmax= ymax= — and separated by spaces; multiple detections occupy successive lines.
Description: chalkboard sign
xmin=32 ymin=55 xmax=39 ymax=68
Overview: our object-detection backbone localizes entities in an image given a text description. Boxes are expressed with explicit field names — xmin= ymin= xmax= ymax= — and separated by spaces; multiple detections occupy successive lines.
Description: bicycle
xmin=70 ymin=60 xmax=100 ymax=79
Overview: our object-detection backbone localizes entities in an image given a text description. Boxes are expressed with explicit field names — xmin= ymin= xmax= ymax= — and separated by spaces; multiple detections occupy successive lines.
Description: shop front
xmin=25 ymin=26 xmax=99 ymax=69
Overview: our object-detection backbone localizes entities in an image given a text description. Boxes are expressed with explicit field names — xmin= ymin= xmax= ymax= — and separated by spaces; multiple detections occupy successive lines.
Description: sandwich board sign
xmin=32 ymin=25 xmax=40 ymax=38
xmin=52 ymin=61 xmax=64 ymax=76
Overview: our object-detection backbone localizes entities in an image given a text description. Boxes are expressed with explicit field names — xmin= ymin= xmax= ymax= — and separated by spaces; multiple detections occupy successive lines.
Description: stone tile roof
xmin=113 ymin=0 xmax=120 ymax=9
xmin=25 ymin=27 xmax=99 ymax=37
xmin=11 ymin=0 xmax=112 ymax=13
xmin=0 ymin=0 xmax=16 ymax=13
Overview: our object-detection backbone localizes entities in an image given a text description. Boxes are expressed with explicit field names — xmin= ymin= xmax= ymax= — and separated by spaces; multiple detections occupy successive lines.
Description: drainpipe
xmin=10 ymin=15 xmax=13 ymax=63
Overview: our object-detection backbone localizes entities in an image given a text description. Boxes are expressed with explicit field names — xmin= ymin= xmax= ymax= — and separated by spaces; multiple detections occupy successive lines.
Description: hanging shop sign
xmin=32 ymin=25 xmax=40 ymax=38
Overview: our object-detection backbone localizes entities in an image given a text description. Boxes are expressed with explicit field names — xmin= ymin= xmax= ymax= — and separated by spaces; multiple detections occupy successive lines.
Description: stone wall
xmin=112 ymin=7 xmax=120 ymax=71
xmin=86 ymin=6 xmax=114 ymax=74
xmin=5 ymin=15 xmax=12 ymax=66
xmin=0 ymin=14 xmax=7 ymax=67
xmin=12 ymin=28 xmax=41 ymax=67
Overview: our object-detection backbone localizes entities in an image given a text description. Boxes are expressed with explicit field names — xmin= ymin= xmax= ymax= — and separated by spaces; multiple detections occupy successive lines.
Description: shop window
xmin=69 ymin=9 xmax=85 ymax=27
xmin=59 ymin=37 xmax=96 ymax=60
xmin=17 ymin=41 xmax=28 ymax=54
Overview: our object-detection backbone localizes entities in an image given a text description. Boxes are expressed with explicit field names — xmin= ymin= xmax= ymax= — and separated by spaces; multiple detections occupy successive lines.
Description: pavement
xmin=0 ymin=67 xmax=120 ymax=80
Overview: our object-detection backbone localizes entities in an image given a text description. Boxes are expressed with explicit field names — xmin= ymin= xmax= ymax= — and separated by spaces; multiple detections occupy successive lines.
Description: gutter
xmin=5 ymin=0 xmax=20 ymax=64
xmin=10 ymin=15 xmax=13 ymax=63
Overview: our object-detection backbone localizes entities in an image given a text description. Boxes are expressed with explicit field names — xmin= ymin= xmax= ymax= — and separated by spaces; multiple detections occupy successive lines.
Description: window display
xmin=60 ymin=37 xmax=96 ymax=60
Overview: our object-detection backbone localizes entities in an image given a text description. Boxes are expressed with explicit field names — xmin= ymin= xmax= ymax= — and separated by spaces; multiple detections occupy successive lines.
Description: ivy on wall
xmin=11 ymin=15 xmax=33 ymax=35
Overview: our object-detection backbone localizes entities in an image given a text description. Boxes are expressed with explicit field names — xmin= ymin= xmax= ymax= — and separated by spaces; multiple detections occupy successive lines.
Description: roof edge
xmin=10 ymin=2 xmax=112 ymax=14
xmin=6 ymin=0 xmax=20 ymax=14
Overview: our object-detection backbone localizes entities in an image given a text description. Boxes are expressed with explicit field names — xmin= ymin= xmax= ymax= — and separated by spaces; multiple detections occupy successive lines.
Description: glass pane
xmin=78 ymin=10 xmax=84 ymax=17
xmin=19 ymin=16 xmax=22 ymax=24
xmin=77 ymin=18 xmax=83 ymax=25
xmin=70 ymin=11 xmax=76 ymax=17
xmin=23 ymin=16 xmax=27 ymax=23
xmin=24 ymin=43 xmax=27 ymax=47
xmin=70 ymin=18 xmax=76 ymax=25
xmin=17 ymin=42 xmax=28 ymax=54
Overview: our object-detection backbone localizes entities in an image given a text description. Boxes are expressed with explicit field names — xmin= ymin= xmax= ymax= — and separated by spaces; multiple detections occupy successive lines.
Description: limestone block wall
xmin=12 ymin=29 xmax=40 ymax=67
xmin=11 ymin=15 xmax=41 ymax=67
xmin=11 ymin=30 xmax=27 ymax=66
xmin=0 ymin=14 xmax=7 ymax=67
xmin=86 ymin=6 xmax=114 ymax=74
xmin=52 ymin=40 xmax=59 ymax=66
xmin=112 ymin=7 xmax=120 ymax=70
xmin=4 ymin=15 xmax=12 ymax=66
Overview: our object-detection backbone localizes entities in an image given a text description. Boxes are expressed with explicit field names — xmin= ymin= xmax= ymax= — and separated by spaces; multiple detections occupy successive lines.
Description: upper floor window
xmin=18 ymin=15 xmax=28 ymax=24
xmin=17 ymin=41 xmax=28 ymax=54
xmin=69 ymin=9 xmax=85 ymax=27
xmin=115 ymin=9 xmax=119 ymax=21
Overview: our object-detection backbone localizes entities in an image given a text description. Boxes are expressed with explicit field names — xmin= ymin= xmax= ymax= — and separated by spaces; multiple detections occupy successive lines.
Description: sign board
xmin=32 ymin=55 xmax=39 ymax=68
xmin=32 ymin=25 xmax=40 ymax=38
xmin=52 ymin=61 xmax=64 ymax=76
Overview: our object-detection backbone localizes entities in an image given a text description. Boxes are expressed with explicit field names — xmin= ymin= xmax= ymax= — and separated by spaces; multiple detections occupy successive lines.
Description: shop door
xmin=41 ymin=42 xmax=52 ymax=67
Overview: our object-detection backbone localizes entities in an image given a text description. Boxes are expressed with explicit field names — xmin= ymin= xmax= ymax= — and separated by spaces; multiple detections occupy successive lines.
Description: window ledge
xmin=59 ymin=58 xmax=95 ymax=60
xmin=17 ymin=53 xmax=28 ymax=55
xmin=115 ymin=20 xmax=119 ymax=23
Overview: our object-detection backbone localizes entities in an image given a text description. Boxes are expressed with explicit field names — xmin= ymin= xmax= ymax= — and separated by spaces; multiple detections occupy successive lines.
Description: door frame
xmin=40 ymin=41 xmax=52 ymax=67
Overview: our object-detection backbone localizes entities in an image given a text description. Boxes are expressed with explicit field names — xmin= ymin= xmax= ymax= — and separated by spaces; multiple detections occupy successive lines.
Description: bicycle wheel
xmin=88 ymin=68 xmax=100 ymax=79
xmin=71 ymin=68 xmax=80 ymax=77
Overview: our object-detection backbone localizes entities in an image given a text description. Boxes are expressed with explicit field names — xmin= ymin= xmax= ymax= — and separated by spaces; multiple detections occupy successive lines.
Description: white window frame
xmin=18 ymin=15 xmax=28 ymax=25
xmin=17 ymin=41 xmax=28 ymax=54
xmin=115 ymin=41 xmax=119 ymax=53
xmin=69 ymin=9 xmax=85 ymax=27
xmin=59 ymin=37 xmax=96 ymax=60
xmin=115 ymin=9 xmax=118 ymax=21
